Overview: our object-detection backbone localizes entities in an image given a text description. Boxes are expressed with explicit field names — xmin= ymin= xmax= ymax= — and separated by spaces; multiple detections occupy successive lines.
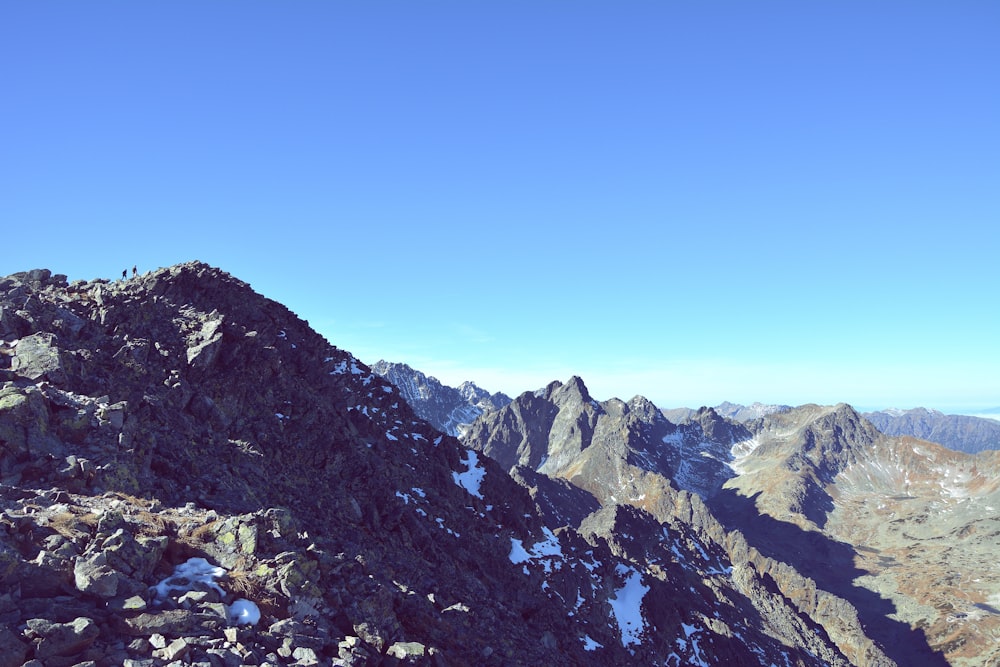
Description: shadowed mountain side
xmin=577 ymin=503 xmax=854 ymax=667
xmin=510 ymin=465 xmax=601 ymax=530
xmin=708 ymin=487 xmax=949 ymax=667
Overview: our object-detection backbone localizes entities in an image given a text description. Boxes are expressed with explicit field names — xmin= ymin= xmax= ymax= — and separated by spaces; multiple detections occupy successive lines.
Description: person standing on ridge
xmin=132 ymin=265 xmax=137 ymax=277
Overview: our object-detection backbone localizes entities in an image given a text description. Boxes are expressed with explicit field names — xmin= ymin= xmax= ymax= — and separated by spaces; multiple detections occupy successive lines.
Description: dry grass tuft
xmin=187 ymin=520 xmax=221 ymax=543
xmin=46 ymin=511 xmax=91 ymax=540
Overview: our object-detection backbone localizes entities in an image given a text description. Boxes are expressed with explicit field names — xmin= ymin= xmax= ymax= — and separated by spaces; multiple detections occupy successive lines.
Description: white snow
xmin=452 ymin=450 xmax=486 ymax=499
xmin=582 ymin=635 xmax=603 ymax=651
xmin=509 ymin=538 xmax=532 ymax=564
xmin=508 ymin=527 xmax=564 ymax=571
xmin=609 ymin=564 xmax=649 ymax=646
xmin=151 ymin=557 xmax=261 ymax=626
xmin=329 ymin=358 xmax=365 ymax=376
xmin=228 ymin=598 xmax=261 ymax=625
xmin=152 ymin=557 xmax=226 ymax=600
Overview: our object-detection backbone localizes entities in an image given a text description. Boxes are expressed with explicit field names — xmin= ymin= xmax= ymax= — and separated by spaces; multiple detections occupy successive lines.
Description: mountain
xmin=863 ymin=407 xmax=1000 ymax=453
xmin=462 ymin=379 xmax=1000 ymax=667
xmin=0 ymin=263 xmax=852 ymax=666
xmin=462 ymin=383 xmax=899 ymax=665
xmin=714 ymin=401 xmax=792 ymax=422
xmin=720 ymin=404 xmax=1000 ymax=667
xmin=370 ymin=360 xmax=510 ymax=437
xmin=662 ymin=401 xmax=791 ymax=424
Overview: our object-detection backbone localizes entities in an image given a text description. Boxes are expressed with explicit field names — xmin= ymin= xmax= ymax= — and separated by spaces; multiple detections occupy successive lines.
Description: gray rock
xmin=386 ymin=641 xmax=426 ymax=659
xmin=0 ymin=624 xmax=28 ymax=667
xmin=74 ymin=551 xmax=120 ymax=598
xmin=291 ymin=646 xmax=319 ymax=665
xmin=122 ymin=609 xmax=197 ymax=637
xmin=205 ymin=647 xmax=244 ymax=667
xmin=11 ymin=332 xmax=66 ymax=383
xmin=159 ymin=637 xmax=191 ymax=661
xmin=27 ymin=616 xmax=100 ymax=659
xmin=109 ymin=595 xmax=148 ymax=612
xmin=186 ymin=317 xmax=224 ymax=369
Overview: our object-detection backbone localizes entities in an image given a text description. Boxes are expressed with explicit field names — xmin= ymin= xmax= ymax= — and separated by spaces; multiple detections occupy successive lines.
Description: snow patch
xmin=151 ymin=557 xmax=261 ymax=626
xmin=152 ymin=557 xmax=226 ymax=600
xmin=452 ymin=450 xmax=486 ymax=499
xmin=509 ymin=527 xmax=564 ymax=573
xmin=609 ymin=564 xmax=649 ymax=646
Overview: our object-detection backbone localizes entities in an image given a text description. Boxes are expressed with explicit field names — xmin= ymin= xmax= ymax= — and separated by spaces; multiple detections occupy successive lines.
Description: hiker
xmin=122 ymin=269 xmax=127 ymax=280
xmin=132 ymin=265 xmax=137 ymax=277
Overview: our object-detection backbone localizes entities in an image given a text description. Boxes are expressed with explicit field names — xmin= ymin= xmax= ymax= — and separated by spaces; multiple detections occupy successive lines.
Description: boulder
xmin=11 ymin=332 xmax=66 ymax=384
xmin=0 ymin=624 xmax=28 ymax=667
xmin=26 ymin=616 xmax=100 ymax=659
xmin=74 ymin=551 xmax=120 ymax=598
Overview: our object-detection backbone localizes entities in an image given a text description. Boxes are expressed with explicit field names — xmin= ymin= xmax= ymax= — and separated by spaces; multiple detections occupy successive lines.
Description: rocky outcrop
xmin=371 ymin=360 xmax=510 ymax=437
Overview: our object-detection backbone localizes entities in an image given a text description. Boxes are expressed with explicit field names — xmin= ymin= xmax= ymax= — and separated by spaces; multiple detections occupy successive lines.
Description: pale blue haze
xmin=3 ymin=3 xmax=997 ymax=412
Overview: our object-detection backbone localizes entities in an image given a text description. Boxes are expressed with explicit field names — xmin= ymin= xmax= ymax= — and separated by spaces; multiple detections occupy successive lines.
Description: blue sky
xmin=3 ymin=3 xmax=998 ymax=412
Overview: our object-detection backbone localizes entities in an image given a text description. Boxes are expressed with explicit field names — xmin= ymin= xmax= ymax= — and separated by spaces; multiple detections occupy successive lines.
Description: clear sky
xmin=3 ymin=2 xmax=998 ymax=413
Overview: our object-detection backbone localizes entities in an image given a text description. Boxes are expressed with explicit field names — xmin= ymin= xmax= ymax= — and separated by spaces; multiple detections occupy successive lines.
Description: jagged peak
xmin=694 ymin=405 xmax=722 ymax=419
xmin=625 ymin=394 xmax=662 ymax=422
xmin=532 ymin=379 xmax=564 ymax=399
xmin=555 ymin=375 xmax=592 ymax=403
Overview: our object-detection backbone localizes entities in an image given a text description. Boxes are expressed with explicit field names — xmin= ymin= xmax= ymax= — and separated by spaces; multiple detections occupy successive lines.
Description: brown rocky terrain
xmin=460 ymin=382 xmax=996 ymax=667
xmin=725 ymin=405 xmax=1000 ymax=667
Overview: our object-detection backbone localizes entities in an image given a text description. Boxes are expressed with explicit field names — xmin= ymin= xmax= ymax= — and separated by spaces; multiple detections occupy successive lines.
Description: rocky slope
xmin=370 ymin=361 xmax=510 ymax=437
xmin=0 ymin=263 xmax=851 ymax=666
xmin=726 ymin=405 xmax=1000 ymax=667
xmin=462 ymin=381 xmax=998 ymax=667
xmin=863 ymin=407 xmax=1000 ymax=453
xmin=461 ymin=379 xmax=899 ymax=666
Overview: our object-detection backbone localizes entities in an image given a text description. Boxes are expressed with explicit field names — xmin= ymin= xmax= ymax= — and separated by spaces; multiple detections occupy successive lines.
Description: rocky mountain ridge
xmin=862 ymin=407 xmax=1000 ymax=453
xmin=369 ymin=361 xmax=510 ymax=437
xmin=456 ymin=380 xmax=1000 ymax=667
xmin=661 ymin=401 xmax=792 ymax=425
xmin=0 ymin=264 xmax=852 ymax=666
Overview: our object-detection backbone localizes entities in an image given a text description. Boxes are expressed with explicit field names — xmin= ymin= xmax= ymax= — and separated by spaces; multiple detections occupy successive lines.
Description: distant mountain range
xmin=662 ymin=402 xmax=1000 ymax=454
xmin=370 ymin=360 xmax=511 ymax=437
xmin=662 ymin=401 xmax=792 ymax=424
xmin=862 ymin=407 xmax=1000 ymax=454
